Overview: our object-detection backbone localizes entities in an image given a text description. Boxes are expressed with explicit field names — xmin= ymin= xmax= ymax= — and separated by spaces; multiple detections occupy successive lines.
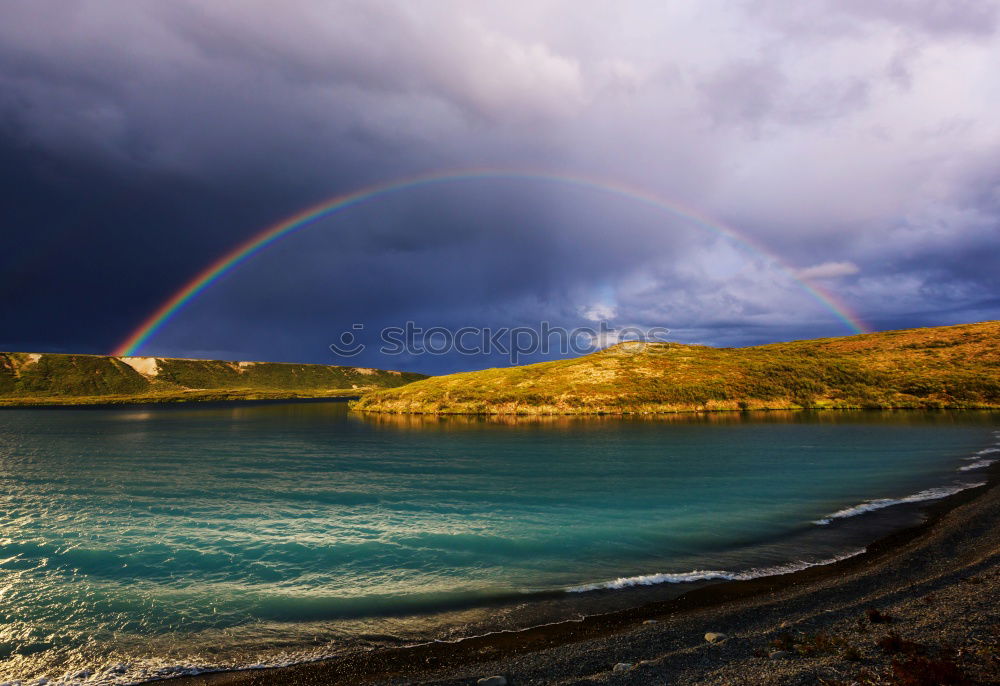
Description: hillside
xmin=351 ymin=321 xmax=1000 ymax=415
xmin=0 ymin=353 xmax=426 ymax=406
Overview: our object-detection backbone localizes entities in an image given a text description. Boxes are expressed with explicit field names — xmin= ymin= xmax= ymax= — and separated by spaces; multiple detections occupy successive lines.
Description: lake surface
xmin=1 ymin=404 xmax=997 ymax=684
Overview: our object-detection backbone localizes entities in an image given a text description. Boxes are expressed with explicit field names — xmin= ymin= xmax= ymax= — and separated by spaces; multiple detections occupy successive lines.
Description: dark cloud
xmin=0 ymin=1 xmax=997 ymax=373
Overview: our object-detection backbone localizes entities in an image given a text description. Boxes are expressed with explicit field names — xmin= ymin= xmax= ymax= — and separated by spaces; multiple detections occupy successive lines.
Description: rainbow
xmin=113 ymin=169 xmax=868 ymax=356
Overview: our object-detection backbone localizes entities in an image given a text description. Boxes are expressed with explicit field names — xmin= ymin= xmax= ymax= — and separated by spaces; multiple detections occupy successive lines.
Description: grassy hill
xmin=0 ymin=353 xmax=426 ymax=406
xmin=351 ymin=321 xmax=1000 ymax=415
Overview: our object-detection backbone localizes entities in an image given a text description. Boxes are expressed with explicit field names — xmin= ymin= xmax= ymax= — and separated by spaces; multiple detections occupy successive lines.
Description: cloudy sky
xmin=1 ymin=1 xmax=998 ymax=373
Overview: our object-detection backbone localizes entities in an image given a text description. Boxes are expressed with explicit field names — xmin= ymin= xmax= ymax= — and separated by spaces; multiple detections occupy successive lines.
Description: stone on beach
xmin=704 ymin=632 xmax=727 ymax=643
xmin=613 ymin=662 xmax=634 ymax=672
xmin=769 ymin=650 xmax=792 ymax=659
xmin=477 ymin=677 xmax=508 ymax=686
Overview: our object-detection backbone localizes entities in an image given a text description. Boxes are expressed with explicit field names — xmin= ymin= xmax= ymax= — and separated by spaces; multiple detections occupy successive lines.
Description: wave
xmin=565 ymin=550 xmax=864 ymax=593
xmin=960 ymin=459 xmax=996 ymax=472
xmin=813 ymin=481 xmax=986 ymax=526
xmin=970 ymin=447 xmax=1000 ymax=456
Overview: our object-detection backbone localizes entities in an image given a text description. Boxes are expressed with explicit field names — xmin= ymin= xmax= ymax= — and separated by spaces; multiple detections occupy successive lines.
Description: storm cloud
xmin=1 ymin=1 xmax=998 ymax=372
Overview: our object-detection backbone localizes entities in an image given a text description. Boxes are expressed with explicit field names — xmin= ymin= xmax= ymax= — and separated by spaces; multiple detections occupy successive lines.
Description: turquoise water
xmin=0 ymin=404 xmax=997 ymax=684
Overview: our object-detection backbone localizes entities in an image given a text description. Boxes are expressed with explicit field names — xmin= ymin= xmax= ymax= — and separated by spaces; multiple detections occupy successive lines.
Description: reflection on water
xmin=354 ymin=406 xmax=1000 ymax=429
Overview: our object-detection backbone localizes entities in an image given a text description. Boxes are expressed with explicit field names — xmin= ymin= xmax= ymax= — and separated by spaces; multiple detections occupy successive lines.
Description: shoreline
xmin=0 ymin=392 xmax=361 ymax=409
xmin=175 ymin=459 xmax=1000 ymax=685
xmin=350 ymin=403 xmax=1000 ymax=417
xmin=3 ymin=392 xmax=996 ymax=413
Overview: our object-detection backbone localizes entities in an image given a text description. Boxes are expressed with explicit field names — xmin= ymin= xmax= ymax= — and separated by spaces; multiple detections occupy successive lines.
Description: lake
xmin=0 ymin=403 xmax=997 ymax=684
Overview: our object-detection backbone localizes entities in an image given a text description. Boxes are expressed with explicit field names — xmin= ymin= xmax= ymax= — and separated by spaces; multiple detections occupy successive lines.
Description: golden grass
xmin=0 ymin=352 xmax=425 ymax=407
xmin=352 ymin=321 xmax=1000 ymax=415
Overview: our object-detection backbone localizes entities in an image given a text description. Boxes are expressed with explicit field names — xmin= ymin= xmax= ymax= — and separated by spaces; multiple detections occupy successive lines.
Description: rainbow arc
xmin=113 ymin=169 xmax=868 ymax=357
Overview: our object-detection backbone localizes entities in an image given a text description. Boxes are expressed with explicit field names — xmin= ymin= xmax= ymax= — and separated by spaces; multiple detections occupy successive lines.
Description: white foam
xmin=971 ymin=447 xmax=1000 ymax=456
xmin=565 ymin=550 xmax=864 ymax=593
xmin=567 ymin=570 xmax=734 ymax=591
xmin=813 ymin=481 xmax=986 ymax=525
xmin=960 ymin=459 xmax=996 ymax=471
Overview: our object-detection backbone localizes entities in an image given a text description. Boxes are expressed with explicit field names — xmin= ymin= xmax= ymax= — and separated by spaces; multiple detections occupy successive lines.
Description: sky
xmin=1 ymin=0 xmax=998 ymax=374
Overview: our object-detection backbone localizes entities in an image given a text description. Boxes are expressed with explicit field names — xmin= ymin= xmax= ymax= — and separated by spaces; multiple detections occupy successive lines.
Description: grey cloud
xmin=752 ymin=0 xmax=999 ymax=38
xmin=796 ymin=262 xmax=861 ymax=280
xmin=697 ymin=59 xmax=870 ymax=132
xmin=698 ymin=60 xmax=786 ymax=129
xmin=835 ymin=0 xmax=999 ymax=36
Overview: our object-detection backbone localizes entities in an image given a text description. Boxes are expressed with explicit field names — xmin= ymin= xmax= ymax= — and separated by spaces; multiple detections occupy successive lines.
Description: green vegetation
xmin=351 ymin=321 xmax=1000 ymax=415
xmin=0 ymin=353 xmax=425 ymax=406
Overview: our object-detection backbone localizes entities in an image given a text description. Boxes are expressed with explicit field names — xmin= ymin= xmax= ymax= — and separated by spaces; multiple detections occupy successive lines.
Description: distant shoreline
xmin=175 ymin=454 xmax=1000 ymax=686
xmin=350 ymin=402 xmax=1000 ymax=416
xmin=0 ymin=389 xmax=361 ymax=408
xmin=0 ymin=393 xmax=360 ymax=409
xmin=5 ymin=394 xmax=995 ymax=413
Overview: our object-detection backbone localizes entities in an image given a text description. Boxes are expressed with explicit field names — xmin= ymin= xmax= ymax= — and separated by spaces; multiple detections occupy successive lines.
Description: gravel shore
xmin=182 ymin=463 xmax=999 ymax=686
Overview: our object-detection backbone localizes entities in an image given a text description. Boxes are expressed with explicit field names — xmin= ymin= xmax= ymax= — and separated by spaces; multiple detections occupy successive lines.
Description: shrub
xmin=866 ymin=608 xmax=893 ymax=624
xmin=877 ymin=632 xmax=924 ymax=656
xmin=769 ymin=632 xmax=795 ymax=651
xmin=890 ymin=655 xmax=967 ymax=685
xmin=841 ymin=645 xmax=862 ymax=661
